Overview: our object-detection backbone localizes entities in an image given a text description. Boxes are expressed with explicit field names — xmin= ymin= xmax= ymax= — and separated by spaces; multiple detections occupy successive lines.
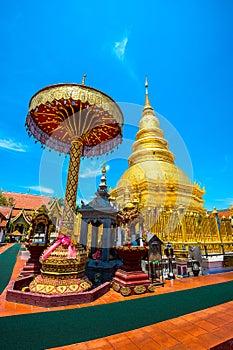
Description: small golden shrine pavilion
xmin=110 ymin=80 xmax=233 ymax=254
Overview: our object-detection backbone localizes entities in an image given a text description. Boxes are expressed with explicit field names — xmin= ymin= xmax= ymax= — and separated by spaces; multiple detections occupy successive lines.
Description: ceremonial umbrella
xmin=26 ymin=80 xmax=123 ymax=234
xmin=24 ymin=80 xmax=124 ymax=295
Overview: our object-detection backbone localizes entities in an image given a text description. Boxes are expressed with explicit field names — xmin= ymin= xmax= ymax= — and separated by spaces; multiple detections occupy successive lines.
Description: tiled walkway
xmin=1 ymin=244 xmax=233 ymax=349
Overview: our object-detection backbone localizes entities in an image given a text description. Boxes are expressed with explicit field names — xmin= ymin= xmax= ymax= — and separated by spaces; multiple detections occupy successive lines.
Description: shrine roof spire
xmin=143 ymin=76 xmax=155 ymax=117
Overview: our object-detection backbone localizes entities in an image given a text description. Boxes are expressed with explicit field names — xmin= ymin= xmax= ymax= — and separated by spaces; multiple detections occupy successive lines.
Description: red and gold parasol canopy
xmin=26 ymin=83 xmax=123 ymax=156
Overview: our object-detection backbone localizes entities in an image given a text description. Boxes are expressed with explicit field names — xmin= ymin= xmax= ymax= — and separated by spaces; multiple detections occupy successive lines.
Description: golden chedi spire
xmin=142 ymin=77 xmax=155 ymax=117
xmin=111 ymin=78 xmax=205 ymax=215
xmin=129 ymin=77 xmax=175 ymax=166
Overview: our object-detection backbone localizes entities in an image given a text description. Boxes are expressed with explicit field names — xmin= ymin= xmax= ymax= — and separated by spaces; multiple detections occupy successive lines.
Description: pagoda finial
xmin=102 ymin=162 xmax=106 ymax=174
xmin=212 ymin=207 xmax=218 ymax=215
xmin=98 ymin=163 xmax=107 ymax=192
xmin=145 ymin=76 xmax=150 ymax=106
xmin=81 ymin=74 xmax=87 ymax=85
xmin=143 ymin=76 xmax=155 ymax=116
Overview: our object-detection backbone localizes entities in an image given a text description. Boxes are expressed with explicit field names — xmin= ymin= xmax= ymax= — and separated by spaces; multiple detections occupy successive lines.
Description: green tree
xmin=0 ymin=191 xmax=15 ymax=207
xmin=0 ymin=191 xmax=8 ymax=206
xmin=8 ymin=197 xmax=16 ymax=207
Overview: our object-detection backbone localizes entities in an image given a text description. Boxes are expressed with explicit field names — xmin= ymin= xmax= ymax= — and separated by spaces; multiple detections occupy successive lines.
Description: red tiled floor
xmin=1 ymin=244 xmax=233 ymax=350
xmin=194 ymin=320 xmax=218 ymax=332
xmin=197 ymin=333 xmax=223 ymax=348
xmin=166 ymin=344 xmax=189 ymax=350
xmin=155 ymin=320 xmax=180 ymax=332
xmin=133 ymin=338 xmax=163 ymax=350
xmin=180 ymin=313 xmax=203 ymax=323
xmin=151 ymin=331 xmax=179 ymax=348
xmin=181 ymin=323 xmax=207 ymax=337
xmin=84 ymin=338 xmax=113 ymax=349
xmin=210 ymin=326 xmax=233 ymax=342
xmin=126 ymin=329 xmax=149 ymax=343
xmin=178 ymin=334 xmax=207 ymax=350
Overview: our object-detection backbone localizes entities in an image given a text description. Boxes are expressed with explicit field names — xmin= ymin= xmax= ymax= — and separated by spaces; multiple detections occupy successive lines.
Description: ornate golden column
xmin=62 ymin=139 xmax=83 ymax=232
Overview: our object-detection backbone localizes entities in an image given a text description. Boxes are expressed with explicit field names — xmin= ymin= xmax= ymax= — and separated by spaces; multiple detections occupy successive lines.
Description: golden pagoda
xmin=110 ymin=79 xmax=233 ymax=254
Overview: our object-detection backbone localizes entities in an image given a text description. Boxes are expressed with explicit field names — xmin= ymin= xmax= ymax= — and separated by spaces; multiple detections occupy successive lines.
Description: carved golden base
xmin=29 ymin=275 xmax=92 ymax=294
xmin=112 ymin=281 xmax=155 ymax=296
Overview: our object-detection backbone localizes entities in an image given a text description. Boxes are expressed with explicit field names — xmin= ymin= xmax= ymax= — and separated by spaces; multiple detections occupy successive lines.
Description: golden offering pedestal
xmin=112 ymin=246 xmax=154 ymax=296
xmin=29 ymin=243 xmax=92 ymax=294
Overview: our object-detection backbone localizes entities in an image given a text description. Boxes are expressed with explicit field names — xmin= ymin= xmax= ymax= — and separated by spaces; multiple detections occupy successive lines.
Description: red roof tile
xmin=0 ymin=206 xmax=12 ymax=219
xmin=0 ymin=219 xmax=8 ymax=227
xmin=218 ymin=210 xmax=231 ymax=218
xmin=3 ymin=192 xmax=51 ymax=211
xmin=12 ymin=209 xmax=22 ymax=217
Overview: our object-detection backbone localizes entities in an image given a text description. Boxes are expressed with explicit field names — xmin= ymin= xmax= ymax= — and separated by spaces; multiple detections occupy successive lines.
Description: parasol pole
xmin=62 ymin=139 xmax=83 ymax=235
xmin=62 ymin=75 xmax=87 ymax=235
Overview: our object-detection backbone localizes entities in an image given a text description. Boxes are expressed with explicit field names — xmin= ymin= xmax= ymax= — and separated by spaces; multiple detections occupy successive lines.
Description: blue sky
xmin=1 ymin=0 xmax=233 ymax=211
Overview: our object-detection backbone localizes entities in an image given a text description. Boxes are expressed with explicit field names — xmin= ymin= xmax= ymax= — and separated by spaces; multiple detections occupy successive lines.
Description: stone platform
xmin=6 ymin=276 xmax=110 ymax=307
xmin=112 ymin=268 xmax=154 ymax=296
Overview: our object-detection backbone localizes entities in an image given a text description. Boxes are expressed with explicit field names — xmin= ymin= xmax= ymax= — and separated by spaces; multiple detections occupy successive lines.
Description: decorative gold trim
xmin=29 ymin=275 xmax=92 ymax=295
xmin=29 ymin=84 xmax=123 ymax=125
xmin=40 ymin=270 xmax=85 ymax=276
xmin=134 ymin=285 xmax=146 ymax=294
xmin=26 ymin=83 xmax=123 ymax=158
xmin=120 ymin=287 xmax=131 ymax=296
xmin=112 ymin=282 xmax=120 ymax=292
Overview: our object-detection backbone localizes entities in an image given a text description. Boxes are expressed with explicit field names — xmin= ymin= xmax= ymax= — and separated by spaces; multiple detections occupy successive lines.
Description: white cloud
xmin=79 ymin=164 xmax=110 ymax=179
xmin=214 ymin=197 xmax=233 ymax=203
xmin=0 ymin=139 xmax=26 ymax=152
xmin=113 ymin=37 xmax=128 ymax=61
xmin=26 ymin=186 xmax=54 ymax=194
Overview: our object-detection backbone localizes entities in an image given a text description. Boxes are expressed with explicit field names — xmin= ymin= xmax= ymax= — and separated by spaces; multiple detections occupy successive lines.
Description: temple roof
xmin=0 ymin=206 xmax=12 ymax=219
xmin=208 ymin=208 xmax=232 ymax=218
xmin=3 ymin=192 xmax=51 ymax=212
xmin=10 ymin=209 xmax=31 ymax=225
xmin=0 ymin=206 xmax=12 ymax=228
xmin=0 ymin=219 xmax=8 ymax=228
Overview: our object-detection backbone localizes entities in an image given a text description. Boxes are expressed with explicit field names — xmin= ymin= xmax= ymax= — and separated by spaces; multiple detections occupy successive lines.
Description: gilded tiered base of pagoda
xmin=163 ymin=242 xmax=232 ymax=256
xmin=112 ymin=246 xmax=154 ymax=296
xmin=150 ymin=211 xmax=233 ymax=255
xmin=29 ymin=243 xmax=92 ymax=295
